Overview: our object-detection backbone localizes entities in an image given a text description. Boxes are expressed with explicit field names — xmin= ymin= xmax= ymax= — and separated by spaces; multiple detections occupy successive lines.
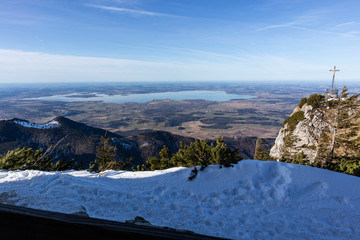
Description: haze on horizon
xmin=0 ymin=0 xmax=359 ymax=83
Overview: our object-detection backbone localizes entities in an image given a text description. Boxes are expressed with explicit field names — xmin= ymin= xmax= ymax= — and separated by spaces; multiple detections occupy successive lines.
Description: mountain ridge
xmin=0 ymin=116 xmax=269 ymax=167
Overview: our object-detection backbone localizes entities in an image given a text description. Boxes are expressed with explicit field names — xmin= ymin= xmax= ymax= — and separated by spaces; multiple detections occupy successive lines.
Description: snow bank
xmin=13 ymin=119 xmax=60 ymax=129
xmin=0 ymin=160 xmax=359 ymax=239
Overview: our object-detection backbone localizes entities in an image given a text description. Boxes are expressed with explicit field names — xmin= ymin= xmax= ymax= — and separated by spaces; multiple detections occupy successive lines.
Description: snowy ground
xmin=0 ymin=160 xmax=359 ymax=239
xmin=13 ymin=119 xmax=60 ymax=129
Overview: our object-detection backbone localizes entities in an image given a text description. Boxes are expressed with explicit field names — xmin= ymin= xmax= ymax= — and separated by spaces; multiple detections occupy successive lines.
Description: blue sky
xmin=0 ymin=0 xmax=359 ymax=83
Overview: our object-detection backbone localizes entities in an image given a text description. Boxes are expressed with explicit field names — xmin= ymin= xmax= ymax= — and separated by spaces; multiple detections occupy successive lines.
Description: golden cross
xmin=329 ymin=66 xmax=339 ymax=89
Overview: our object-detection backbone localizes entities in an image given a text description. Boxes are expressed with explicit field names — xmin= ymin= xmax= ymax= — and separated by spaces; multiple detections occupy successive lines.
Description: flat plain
xmin=1 ymin=81 xmax=358 ymax=139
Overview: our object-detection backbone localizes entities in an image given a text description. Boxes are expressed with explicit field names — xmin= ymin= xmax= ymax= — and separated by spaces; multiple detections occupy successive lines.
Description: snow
xmin=0 ymin=160 xmax=359 ymax=239
xmin=111 ymin=138 xmax=134 ymax=149
xmin=13 ymin=119 xmax=60 ymax=129
xmin=47 ymin=120 xmax=60 ymax=126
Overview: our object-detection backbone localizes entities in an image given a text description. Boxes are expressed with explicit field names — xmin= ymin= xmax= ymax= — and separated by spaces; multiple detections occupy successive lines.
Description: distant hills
xmin=0 ymin=116 xmax=271 ymax=167
xmin=0 ymin=116 xmax=128 ymax=166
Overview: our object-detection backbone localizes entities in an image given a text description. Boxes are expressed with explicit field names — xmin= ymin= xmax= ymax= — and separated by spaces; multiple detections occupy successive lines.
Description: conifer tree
xmin=211 ymin=136 xmax=241 ymax=167
xmin=254 ymin=139 xmax=273 ymax=161
xmin=0 ymin=147 xmax=76 ymax=171
xmin=172 ymin=141 xmax=197 ymax=167
xmin=91 ymin=134 xmax=133 ymax=172
xmin=147 ymin=145 xmax=174 ymax=170
xmin=193 ymin=139 xmax=211 ymax=169
xmin=145 ymin=136 xmax=242 ymax=179
xmin=341 ymin=85 xmax=349 ymax=98
xmin=93 ymin=135 xmax=117 ymax=172
xmin=292 ymin=151 xmax=306 ymax=164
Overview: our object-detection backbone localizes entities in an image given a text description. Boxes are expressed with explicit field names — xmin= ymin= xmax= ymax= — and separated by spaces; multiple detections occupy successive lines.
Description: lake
xmin=26 ymin=90 xmax=256 ymax=103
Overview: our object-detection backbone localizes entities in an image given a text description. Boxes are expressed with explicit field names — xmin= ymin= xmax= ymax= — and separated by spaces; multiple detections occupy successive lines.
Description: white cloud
xmin=257 ymin=14 xmax=360 ymax=40
xmin=88 ymin=5 xmax=177 ymax=17
xmin=164 ymin=47 xmax=248 ymax=63
xmin=0 ymin=18 xmax=36 ymax=25
xmin=257 ymin=10 xmax=326 ymax=32
xmin=0 ymin=49 xmax=174 ymax=82
xmin=335 ymin=21 xmax=358 ymax=28
xmin=0 ymin=49 xmax=357 ymax=83
xmin=257 ymin=21 xmax=298 ymax=31
xmin=339 ymin=31 xmax=360 ymax=38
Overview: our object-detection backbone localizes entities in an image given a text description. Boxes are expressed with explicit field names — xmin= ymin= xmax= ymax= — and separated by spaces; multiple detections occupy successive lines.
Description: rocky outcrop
xmin=270 ymin=94 xmax=360 ymax=162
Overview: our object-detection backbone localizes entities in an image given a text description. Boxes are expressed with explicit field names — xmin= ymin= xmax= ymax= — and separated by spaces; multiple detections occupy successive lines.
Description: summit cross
xmin=329 ymin=66 xmax=340 ymax=89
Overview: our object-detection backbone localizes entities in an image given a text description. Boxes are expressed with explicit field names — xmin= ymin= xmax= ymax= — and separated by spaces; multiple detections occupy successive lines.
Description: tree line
xmin=0 ymin=136 xmax=242 ymax=180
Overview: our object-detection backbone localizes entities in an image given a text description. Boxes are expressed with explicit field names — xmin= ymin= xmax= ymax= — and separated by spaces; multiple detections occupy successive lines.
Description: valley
xmin=0 ymin=81 xmax=346 ymax=140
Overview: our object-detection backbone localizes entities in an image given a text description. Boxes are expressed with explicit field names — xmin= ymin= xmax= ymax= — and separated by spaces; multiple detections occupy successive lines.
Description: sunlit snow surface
xmin=13 ymin=120 xmax=60 ymax=129
xmin=0 ymin=160 xmax=359 ymax=239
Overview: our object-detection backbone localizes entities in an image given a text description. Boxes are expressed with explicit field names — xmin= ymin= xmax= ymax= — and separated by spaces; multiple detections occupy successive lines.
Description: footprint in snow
xmin=169 ymin=203 xmax=178 ymax=210
xmin=209 ymin=192 xmax=220 ymax=198
xmin=293 ymin=181 xmax=328 ymax=200
xmin=153 ymin=186 xmax=166 ymax=195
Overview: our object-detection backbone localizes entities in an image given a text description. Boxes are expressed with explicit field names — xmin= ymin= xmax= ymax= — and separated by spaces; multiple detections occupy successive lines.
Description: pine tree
xmin=91 ymin=134 xmax=133 ymax=172
xmin=292 ymin=151 xmax=306 ymax=164
xmin=254 ymin=139 xmax=273 ymax=161
xmin=146 ymin=136 xmax=242 ymax=179
xmin=211 ymin=136 xmax=241 ymax=167
xmin=51 ymin=158 xmax=81 ymax=171
xmin=94 ymin=136 xmax=117 ymax=172
xmin=147 ymin=145 xmax=174 ymax=170
xmin=171 ymin=141 xmax=197 ymax=167
xmin=193 ymin=139 xmax=211 ymax=169
xmin=0 ymin=147 xmax=52 ymax=171
xmin=159 ymin=145 xmax=174 ymax=169
xmin=341 ymin=85 xmax=349 ymax=98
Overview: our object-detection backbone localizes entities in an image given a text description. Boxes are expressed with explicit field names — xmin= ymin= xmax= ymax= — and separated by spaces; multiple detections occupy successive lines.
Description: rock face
xmin=270 ymin=94 xmax=360 ymax=162
xmin=270 ymin=104 xmax=335 ymax=162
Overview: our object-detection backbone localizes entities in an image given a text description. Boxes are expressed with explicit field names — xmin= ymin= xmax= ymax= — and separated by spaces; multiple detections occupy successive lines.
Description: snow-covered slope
xmin=13 ymin=119 xmax=60 ymax=129
xmin=0 ymin=160 xmax=359 ymax=239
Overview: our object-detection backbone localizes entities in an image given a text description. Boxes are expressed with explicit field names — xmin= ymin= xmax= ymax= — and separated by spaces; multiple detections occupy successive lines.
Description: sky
xmin=0 ymin=0 xmax=359 ymax=83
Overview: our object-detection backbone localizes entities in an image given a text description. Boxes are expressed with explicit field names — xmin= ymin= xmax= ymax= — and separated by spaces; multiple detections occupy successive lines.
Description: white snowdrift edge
xmin=0 ymin=160 xmax=359 ymax=240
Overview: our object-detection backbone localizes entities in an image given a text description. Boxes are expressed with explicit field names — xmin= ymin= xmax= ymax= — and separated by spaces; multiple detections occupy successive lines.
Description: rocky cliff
xmin=270 ymin=92 xmax=360 ymax=163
